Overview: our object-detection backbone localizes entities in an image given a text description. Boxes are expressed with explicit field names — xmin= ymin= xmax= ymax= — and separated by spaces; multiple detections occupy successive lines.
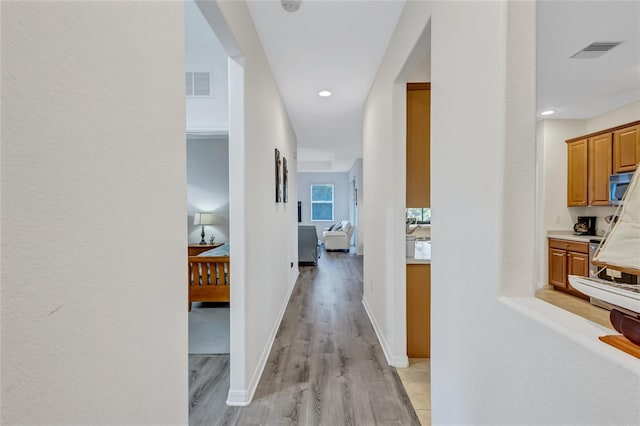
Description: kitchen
xmin=535 ymin=1 xmax=639 ymax=354
xmin=537 ymin=110 xmax=640 ymax=337
xmin=402 ymin=0 xmax=640 ymax=364
xmin=542 ymin=118 xmax=639 ymax=294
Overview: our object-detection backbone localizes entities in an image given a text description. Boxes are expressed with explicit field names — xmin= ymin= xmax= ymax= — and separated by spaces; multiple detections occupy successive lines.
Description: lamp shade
xmin=193 ymin=212 xmax=216 ymax=226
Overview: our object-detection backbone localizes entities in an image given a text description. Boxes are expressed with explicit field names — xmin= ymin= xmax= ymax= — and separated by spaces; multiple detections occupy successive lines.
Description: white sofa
xmin=323 ymin=220 xmax=354 ymax=251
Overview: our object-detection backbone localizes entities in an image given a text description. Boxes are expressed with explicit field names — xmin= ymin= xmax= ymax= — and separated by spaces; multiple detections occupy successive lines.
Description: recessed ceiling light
xmin=318 ymin=90 xmax=332 ymax=97
xmin=540 ymin=110 xmax=555 ymax=116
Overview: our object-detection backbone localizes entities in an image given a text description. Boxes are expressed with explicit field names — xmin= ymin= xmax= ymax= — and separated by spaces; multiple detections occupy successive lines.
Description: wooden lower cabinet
xmin=407 ymin=263 xmax=430 ymax=358
xmin=567 ymin=251 xmax=589 ymax=291
xmin=548 ymin=248 xmax=567 ymax=288
xmin=548 ymin=238 xmax=589 ymax=299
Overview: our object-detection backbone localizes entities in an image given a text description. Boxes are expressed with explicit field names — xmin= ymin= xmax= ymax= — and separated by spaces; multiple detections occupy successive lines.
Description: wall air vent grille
xmin=185 ymin=72 xmax=212 ymax=97
xmin=583 ymin=42 xmax=621 ymax=52
xmin=571 ymin=42 xmax=622 ymax=59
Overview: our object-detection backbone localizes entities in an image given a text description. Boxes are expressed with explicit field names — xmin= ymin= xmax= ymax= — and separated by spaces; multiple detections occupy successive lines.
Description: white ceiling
xmin=537 ymin=0 xmax=640 ymax=120
xmin=186 ymin=1 xmax=640 ymax=172
xmin=247 ymin=0 xmax=405 ymax=172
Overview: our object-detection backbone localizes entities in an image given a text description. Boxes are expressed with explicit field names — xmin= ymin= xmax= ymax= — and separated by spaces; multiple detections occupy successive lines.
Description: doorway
xmin=184 ymin=0 xmax=247 ymax=409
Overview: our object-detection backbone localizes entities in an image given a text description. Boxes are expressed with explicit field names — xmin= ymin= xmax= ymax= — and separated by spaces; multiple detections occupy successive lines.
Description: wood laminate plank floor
xmin=189 ymin=251 xmax=420 ymax=426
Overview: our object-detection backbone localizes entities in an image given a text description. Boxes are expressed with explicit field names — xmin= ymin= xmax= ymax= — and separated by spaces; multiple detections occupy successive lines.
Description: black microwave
xmin=609 ymin=172 xmax=633 ymax=205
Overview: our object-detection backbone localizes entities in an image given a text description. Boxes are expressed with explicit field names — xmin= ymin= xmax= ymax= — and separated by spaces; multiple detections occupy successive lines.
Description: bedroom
xmin=185 ymin=0 xmax=231 ymax=355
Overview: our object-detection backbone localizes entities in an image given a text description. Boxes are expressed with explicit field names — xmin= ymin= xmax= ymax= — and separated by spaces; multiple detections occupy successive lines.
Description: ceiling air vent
xmin=571 ymin=42 xmax=622 ymax=59
xmin=185 ymin=72 xmax=212 ymax=97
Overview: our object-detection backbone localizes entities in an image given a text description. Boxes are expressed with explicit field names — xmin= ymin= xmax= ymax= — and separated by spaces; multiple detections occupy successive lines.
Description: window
xmin=311 ymin=184 xmax=334 ymax=221
xmin=406 ymin=208 xmax=431 ymax=224
xmin=185 ymin=71 xmax=212 ymax=97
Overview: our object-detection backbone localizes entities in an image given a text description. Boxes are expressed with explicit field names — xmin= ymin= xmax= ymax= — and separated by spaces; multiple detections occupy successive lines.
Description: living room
xmin=297 ymin=161 xmax=362 ymax=256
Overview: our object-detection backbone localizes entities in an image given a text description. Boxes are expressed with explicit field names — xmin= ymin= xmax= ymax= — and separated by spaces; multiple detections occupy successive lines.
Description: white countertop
xmin=547 ymin=230 xmax=603 ymax=243
xmin=407 ymin=257 xmax=431 ymax=264
xmin=407 ymin=240 xmax=431 ymax=264
xmin=406 ymin=232 xmax=600 ymax=263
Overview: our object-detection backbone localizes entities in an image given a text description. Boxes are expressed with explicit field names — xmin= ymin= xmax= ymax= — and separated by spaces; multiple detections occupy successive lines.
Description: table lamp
xmin=193 ymin=212 xmax=216 ymax=245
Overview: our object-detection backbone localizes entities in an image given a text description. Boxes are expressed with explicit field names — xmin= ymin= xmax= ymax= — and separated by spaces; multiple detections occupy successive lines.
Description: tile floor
xmin=397 ymin=358 xmax=430 ymax=426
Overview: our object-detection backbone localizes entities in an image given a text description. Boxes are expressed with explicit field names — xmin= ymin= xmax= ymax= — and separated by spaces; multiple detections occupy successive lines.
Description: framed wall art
xmin=283 ymin=156 xmax=288 ymax=202
xmin=275 ymin=148 xmax=282 ymax=202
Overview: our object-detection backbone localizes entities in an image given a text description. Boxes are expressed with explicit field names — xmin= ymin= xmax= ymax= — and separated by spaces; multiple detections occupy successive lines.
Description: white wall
xmin=187 ymin=136 xmax=230 ymax=244
xmin=540 ymin=119 xmax=587 ymax=230
xmin=185 ymin=0 xmax=229 ymax=133
xmin=365 ymin=1 xmax=639 ymax=425
xmin=407 ymin=50 xmax=430 ymax=83
xmin=297 ymin=172 xmax=350 ymax=239
xmin=197 ymin=0 xmax=299 ymax=405
xmin=1 ymin=2 xmax=187 ymax=424
xmin=431 ymin=2 xmax=639 ymax=424
xmin=586 ymin=100 xmax=640 ymax=133
xmin=537 ymin=119 xmax=586 ymax=287
xmin=362 ymin=0 xmax=432 ymax=368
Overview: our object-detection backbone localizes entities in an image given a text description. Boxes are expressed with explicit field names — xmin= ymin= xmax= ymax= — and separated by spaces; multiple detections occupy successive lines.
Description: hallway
xmin=189 ymin=252 xmax=420 ymax=425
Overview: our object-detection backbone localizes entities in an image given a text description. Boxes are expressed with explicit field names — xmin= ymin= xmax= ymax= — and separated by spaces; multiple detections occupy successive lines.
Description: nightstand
xmin=188 ymin=243 xmax=223 ymax=256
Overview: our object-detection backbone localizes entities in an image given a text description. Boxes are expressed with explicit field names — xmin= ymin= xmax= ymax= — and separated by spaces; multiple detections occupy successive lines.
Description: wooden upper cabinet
xmin=567 ymin=139 xmax=588 ymax=206
xmin=613 ymin=124 xmax=640 ymax=173
xmin=566 ymin=120 xmax=640 ymax=206
xmin=406 ymin=83 xmax=431 ymax=207
xmin=588 ymin=133 xmax=613 ymax=205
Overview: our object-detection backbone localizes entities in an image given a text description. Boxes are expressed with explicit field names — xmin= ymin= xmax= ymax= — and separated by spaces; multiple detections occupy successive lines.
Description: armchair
xmin=323 ymin=220 xmax=354 ymax=252
xmin=298 ymin=225 xmax=320 ymax=265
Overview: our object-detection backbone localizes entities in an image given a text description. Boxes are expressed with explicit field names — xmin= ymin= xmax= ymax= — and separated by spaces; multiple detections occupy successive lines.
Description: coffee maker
xmin=573 ymin=216 xmax=596 ymax=235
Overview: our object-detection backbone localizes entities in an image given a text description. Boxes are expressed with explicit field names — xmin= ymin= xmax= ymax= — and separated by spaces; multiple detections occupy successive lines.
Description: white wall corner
xmin=362 ymin=297 xmax=409 ymax=368
xmin=226 ymin=270 xmax=299 ymax=406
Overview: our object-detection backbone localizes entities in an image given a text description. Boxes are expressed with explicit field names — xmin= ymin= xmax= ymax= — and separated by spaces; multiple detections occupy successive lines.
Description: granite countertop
xmin=546 ymin=230 xmax=603 ymax=243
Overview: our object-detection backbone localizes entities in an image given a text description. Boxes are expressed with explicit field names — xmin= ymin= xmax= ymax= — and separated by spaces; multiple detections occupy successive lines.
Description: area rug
xmin=188 ymin=302 xmax=230 ymax=354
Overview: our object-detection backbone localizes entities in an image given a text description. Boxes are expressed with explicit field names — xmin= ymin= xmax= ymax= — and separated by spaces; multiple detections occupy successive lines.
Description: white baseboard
xmin=226 ymin=389 xmax=250 ymax=406
xmin=361 ymin=296 xmax=409 ymax=368
xmin=226 ymin=270 xmax=299 ymax=406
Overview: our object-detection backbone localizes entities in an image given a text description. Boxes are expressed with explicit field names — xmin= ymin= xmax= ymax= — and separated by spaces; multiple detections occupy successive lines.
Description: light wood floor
xmin=535 ymin=287 xmax=614 ymax=330
xmin=189 ymin=251 xmax=420 ymax=425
